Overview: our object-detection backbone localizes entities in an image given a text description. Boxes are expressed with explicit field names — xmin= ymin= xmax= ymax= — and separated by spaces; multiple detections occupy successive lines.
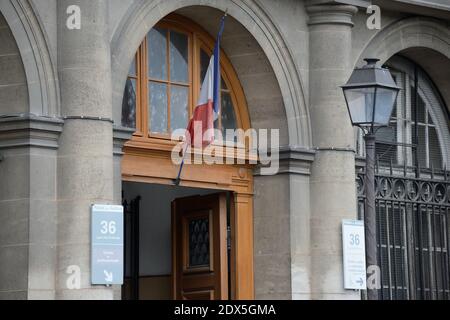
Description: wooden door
xmin=172 ymin=193 xmax=228 ymax=300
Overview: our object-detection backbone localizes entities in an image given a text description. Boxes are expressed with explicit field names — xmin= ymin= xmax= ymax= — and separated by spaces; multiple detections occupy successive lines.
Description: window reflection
xmin=149 ymin=82 xmax=168 ymax=133
xmin=121 ymin=78 xmax=136 ymax=129
xmin=170 ymin=31 xmax=188 ymax=83
xmin=221 ymin=93 xmax=236 ymax=133
xmin=200 ymin=49 xmax=209 ymax=84
xmin=148 ymin=27 xmax=168 ymax=80
xmin=171 ymin=85 xmax=189 ymax=132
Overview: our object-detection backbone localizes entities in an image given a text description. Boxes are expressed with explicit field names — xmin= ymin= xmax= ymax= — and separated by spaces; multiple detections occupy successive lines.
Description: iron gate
xmin=357 ymin=165 xmax=450 ymax=300
xmin=122 ymin=195 xmax=141 ymax=300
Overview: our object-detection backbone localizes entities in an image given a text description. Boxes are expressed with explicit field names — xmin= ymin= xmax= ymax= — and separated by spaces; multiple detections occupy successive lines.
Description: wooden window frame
xmin=126 ymin=14 xmax=250 ymax=153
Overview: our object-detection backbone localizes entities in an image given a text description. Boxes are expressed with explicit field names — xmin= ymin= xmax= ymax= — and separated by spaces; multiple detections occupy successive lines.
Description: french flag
xmin=186 ymin=15 xmax=226 ymax=148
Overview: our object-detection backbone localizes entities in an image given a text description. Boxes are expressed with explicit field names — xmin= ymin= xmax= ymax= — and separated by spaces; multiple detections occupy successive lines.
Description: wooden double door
xmin=172 ymin=193 xmax=230 ymax=300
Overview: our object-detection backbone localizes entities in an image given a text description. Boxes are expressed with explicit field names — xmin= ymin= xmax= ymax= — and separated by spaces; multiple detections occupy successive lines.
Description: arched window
xmin=356 ymin=56 xmax=450 ymax=300
xmin=121 ymin=15 xmax=248 ymax=144
xmin=357 ymin=56 xmax=449 ymax=170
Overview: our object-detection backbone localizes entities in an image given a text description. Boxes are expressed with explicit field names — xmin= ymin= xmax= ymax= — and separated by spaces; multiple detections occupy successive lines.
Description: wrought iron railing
xmin=357 ymin=164 xmax=450 ymax=300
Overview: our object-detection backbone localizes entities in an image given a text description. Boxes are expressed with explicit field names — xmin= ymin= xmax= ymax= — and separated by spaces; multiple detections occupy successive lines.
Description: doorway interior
xmin=121 ymin=182 xmax=233 ymax=300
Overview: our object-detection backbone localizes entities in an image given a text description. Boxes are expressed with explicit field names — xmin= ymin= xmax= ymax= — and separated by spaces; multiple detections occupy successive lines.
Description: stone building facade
xmin=0 ymin=0 xmax=448 ymax=300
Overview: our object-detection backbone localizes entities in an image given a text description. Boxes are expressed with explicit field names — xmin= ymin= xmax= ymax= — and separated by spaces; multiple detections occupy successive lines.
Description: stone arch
xmin=111 ymin=0 xmax=311 ymax=148
xmin=356 ymin=16 xmax=450 ymax=112
xmin=0 ymin=10 xmax=27 ymax=115
xmin=0 ymin=0 xmax=59 ymax=116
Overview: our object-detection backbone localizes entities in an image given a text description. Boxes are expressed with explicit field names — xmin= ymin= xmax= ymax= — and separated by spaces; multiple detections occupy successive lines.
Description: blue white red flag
xmin=186 ymin=15 xmax=226 ymax=148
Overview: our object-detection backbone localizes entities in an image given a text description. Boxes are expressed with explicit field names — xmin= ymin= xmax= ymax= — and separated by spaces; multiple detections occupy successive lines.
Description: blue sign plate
xmin=91 ymin=204 xmax=124 ymax=285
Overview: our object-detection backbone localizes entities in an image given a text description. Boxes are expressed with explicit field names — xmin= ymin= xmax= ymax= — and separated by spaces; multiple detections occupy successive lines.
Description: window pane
xmin=376 ymin=143 xmax=397 ymax=166
xmin=149 ymin=82 xmax=168 ymax=133
xmin=129 ymin=57 xmax=136 ymax=77
xmin=188 ymin=217 xmax=210 ymax=268
xmin=417 ymin=96 xmax=426 ymax=124
xmin=170 ymin=85 xmax=188 ymax=132
xmin=221 ymin=92 xmax=237 ymax=139
xmin=428 ymin=127 xmax=443 ymax=169
xmin=417 ymin=124 xmax=427 ymax=168
xmin=148 ymin=27 xmax=167 ymax=80
xmin=121 ymin=78 xmax=136 ymax=129
xmin=170 ymin=31 xmax=188 ymax=83
xmin=221 ymin=77 xmax=227 ymax=90
xmin=411 ymin=86 xmax=426 ymax=124
xmin=200 ymin=49 xmax=210 ymax=84
xmin=375 ymin=122 xmax=398 ymax=165
xmin=376 ymin=124 xmax=397 ymax=143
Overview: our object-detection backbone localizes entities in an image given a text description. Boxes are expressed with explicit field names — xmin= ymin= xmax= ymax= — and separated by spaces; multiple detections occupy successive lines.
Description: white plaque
xmin=342 ymin=219 xmax=367 ymax=290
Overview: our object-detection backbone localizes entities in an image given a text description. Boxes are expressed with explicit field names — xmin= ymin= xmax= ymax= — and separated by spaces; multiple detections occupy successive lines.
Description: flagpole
xmin=173 ymin=143 xmax=189 ymax=186
xmin=173 ymin=11 xmax=227 ymax=186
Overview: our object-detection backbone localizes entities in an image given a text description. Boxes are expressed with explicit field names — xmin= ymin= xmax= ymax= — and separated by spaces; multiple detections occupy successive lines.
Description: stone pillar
xmin=284 ymin=148 xmax=315 ymax=300
xmin=253 ymin=148 xmax=315 ymax=300
xmin=0 ymin=116 xmax=62 ymax=300
xmin=112 ymin=126 xmax=134 ymax=300
xmin=307 ymin=4 xmax=359 ymax=300
xmin=56 ymin=0 xmax=114 ymax=299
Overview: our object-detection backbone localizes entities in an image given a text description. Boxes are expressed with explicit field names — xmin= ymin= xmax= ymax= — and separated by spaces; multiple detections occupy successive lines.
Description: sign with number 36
xmin=91 ymin=204 xmax=124 ymax=285
xmin=342 ymin=220 xmax=367 ymax=290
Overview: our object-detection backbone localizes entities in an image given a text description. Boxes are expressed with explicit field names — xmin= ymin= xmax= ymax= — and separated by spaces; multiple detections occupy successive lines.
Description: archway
xmin=113 ymin=2 xmax=311 ymax=301
xmin=356 ymin=16 xmax=450 ymax=112
xmin=355 ymin=16 xmax=450 ymax=300
xmin=118 ymin=9 xmax=276 ymax=300
xmin=111 ymin=0 xmax=311 ymax=148
xmin=0 ymin=0 xmax=59 ymax=116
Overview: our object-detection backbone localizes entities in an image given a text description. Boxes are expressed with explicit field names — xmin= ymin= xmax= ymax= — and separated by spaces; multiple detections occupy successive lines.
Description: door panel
xmin=172 ymin=193 xmax=228 ymax=300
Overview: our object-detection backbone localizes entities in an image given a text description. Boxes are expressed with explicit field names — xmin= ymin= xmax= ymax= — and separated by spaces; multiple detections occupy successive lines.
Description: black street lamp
xmin=342 ymin=58 xmax=400 ymax=300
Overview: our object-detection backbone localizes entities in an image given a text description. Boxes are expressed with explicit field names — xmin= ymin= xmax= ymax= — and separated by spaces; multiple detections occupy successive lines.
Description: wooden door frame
xmin=122 ymin=145 xmax=255 ymax=300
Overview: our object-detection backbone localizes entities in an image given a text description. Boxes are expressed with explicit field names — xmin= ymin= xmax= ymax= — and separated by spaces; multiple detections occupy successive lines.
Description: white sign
xmin=342 ymin=219 xmax=367 ymax=290
xmin=91 ymin=204 xmax=124 ymax=285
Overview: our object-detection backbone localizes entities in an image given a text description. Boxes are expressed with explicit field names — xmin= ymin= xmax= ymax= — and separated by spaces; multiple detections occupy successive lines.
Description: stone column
xmin=0 ymin=116 xmax=63 ymax=300
xmin=112 ymin=126 xmax=134 ymax=300
xmin=56 ymin=0 xmax=114 ymax=299
xmin=307 ymin=4 xmax=359 ymax=300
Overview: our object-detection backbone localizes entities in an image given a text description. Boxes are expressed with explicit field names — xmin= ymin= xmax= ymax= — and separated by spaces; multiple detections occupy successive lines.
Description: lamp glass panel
xmin=344 ymin=87 xmax=375 ymax=125
xmin=374 ymin=88 xmax=398 ymax=126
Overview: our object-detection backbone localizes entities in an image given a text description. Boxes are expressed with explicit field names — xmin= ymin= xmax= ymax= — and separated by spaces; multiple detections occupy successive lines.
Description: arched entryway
xmin=111 ymin=1 xmax=310 ymax=301
xmin=117 ymin=9 xmax=282 ymax=300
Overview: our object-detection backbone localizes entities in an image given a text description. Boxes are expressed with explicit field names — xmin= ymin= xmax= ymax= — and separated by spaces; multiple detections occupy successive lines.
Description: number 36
xmin=100 ymin=221 xmax=116 ymax=235
xmin=350 ymin=234 xmax=360 ymax=246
